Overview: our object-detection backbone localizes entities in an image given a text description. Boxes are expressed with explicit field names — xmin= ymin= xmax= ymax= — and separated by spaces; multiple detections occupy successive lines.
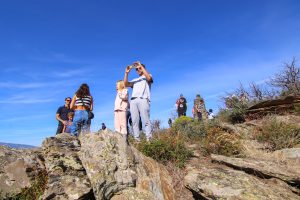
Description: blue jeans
xmin=71 ymin=110 xmax=89 ymax=136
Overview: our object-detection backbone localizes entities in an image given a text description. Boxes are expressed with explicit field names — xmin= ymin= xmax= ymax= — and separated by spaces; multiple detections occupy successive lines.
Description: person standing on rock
xmin=124 ymin=61 xmax=153 ymax=141
xmin=55 ymin=97 xmax=72 ymax=134
xmin=114 ymin=80 xmax=129 ymax=135
xmin=70 ymin=83 xmax=93 ymax=136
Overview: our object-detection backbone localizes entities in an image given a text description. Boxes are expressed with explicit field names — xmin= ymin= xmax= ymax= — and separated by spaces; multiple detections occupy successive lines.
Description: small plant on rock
xmin=203 ymin=127 xmax=243 ymax=156
xmin=253 ymin=116 xmax=300 ymax=150
xmin=138 ymin=131 xmax=193 ymax=168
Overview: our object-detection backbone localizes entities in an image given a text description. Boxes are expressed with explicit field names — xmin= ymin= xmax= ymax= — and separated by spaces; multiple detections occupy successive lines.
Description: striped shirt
xmin=74 ymin=96 xmax=92 ymax=107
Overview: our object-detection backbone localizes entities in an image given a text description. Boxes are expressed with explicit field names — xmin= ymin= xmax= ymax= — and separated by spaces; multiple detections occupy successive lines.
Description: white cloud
xmin=0 ymin=82 xmax=47 ymax=89
xmin=0 ymin=95 xmax=55 ymax=104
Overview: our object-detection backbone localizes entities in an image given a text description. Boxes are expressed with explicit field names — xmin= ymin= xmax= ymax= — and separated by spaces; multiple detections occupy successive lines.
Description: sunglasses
xmin=136 ymin=67 xmax=142 ymax=71
xmin=66 ymin=99 xmax=71 ymax=102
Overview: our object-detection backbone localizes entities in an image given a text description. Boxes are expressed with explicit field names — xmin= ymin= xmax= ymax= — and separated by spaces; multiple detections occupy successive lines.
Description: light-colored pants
xmin=130 ymin=98 xmax=151 ymax=139
xmin=114 ymin=110 xmax=127 ymax=135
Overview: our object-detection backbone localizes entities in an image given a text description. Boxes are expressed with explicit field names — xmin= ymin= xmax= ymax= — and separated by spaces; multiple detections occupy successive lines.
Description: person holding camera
xmin=124 ymin=61 xmax=153 ymax=141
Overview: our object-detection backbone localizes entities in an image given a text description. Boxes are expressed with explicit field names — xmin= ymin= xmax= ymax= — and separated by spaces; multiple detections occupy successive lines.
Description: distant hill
xmin=0 ymin=142 xmax=37 ymax=149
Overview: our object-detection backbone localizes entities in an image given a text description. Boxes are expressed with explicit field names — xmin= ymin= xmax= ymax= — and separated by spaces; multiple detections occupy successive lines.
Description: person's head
xmin=116 ymin=80 xmax=125 ymax=91
xmin=135 ymin=63 xmax=146 ymax=76
xmin=76 ymin=83 xmax=91 ymax=98
xmin=209 ymin=109 xmax=213 ymax=113
xmin=65 ymin=97 xmax=71 ymax=106
xmin=68 ymin=112 xmax=74 ymax=120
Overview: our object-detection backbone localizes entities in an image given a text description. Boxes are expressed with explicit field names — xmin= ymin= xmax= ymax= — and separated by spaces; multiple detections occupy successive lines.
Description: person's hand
xmin=62 ymin=120 xmax=67 ymax=125
xmin=125 ymin=66 xmax=132 ymax=74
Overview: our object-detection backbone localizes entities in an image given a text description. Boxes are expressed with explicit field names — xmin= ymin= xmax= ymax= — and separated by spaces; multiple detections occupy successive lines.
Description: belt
xmin=131 ymin=97 xmax=144 ymax=100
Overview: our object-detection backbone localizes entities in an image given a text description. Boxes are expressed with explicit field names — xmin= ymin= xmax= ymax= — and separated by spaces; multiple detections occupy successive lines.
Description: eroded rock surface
xmin=42 ymin=133 xmax=94 ymax=200
xmin=0 ymin=146 xmax=45 ymax=197
xmin=79 ymin=131 xmax=175 ymax=200
xmin=211 ymin=154 xmax=300 ymax=185
xmin=184 ymin=166 xmax=300 ymax=200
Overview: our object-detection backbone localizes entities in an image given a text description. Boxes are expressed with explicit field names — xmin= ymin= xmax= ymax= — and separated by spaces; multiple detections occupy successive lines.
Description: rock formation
xmin=1 ymin=130 xmax=300 ymax=200
xmin=246 ymin=95 xmax=300 ymax=119
xmin=0 ymin=131 xmax=175 ymax=200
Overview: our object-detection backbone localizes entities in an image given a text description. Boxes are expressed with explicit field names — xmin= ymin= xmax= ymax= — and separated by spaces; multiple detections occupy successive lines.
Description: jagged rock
xmin=0 ymin=145 xmax=45 ymax=197
xmin=184 ymin=166 xmax=300 ymax=200
xmin=42 ymin=133 xmax=94 ymax=200
xmin=211 ymin=154 xmax=300 ymax=185
xmin=246 ymin=95 xmax=300 ymax=119
xmin=79 ymin=130 xmax=175 ymax=200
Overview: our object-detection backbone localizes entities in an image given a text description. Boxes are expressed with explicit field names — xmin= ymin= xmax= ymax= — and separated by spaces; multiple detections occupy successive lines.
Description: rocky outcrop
xmin=0 ymin=131 xmax=175 ymax=200
xmin=184 ymin=166 xmax=300 ymax=200
xmin=42 ymin=133 xmax=94 ymax=200
xmin=246 ymin=95 xmax=300 ymax=119
xmin=211 ymin=154 xmax=300 ymax=185
xmin=0 ymin=146 xmax=45 ymax=197
xmin=78 ymin=131 xmax=175 ymax=200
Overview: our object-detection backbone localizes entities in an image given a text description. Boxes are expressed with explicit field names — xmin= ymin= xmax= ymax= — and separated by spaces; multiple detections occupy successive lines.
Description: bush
xmin=171 ymin=116 xmax=206 ymax=140
xmin=203 ymin=127 xmax=243 ymax=156
xmin=253 ymin=116 xmax=300 ymax=150
xmin=217 ymin=107 xmax=246 ymax=124
xmin=138 ymin=132 xmax=193 ymax=168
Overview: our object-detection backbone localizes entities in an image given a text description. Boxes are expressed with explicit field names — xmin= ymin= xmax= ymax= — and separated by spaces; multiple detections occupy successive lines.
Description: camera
xmin=128 ymin=65 xmax=138 ymax=69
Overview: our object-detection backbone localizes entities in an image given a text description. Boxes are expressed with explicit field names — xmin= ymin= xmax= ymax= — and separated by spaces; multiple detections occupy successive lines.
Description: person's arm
xmin=90 ymin=96 xmax=93 ymax=111
xmin=56 ymin=108 xmax=67 ymax=125
xmin=124 ymin=66 xmax=134 ymax=87
xmin=70 ymin=95 xmax=76 ymax=110
xmin=137 ymin=62 xmax=153 ymax=82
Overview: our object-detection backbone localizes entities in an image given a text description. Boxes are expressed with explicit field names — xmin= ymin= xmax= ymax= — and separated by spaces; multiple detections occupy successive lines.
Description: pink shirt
xmin=114 ymin=88 xmax=129 ymax=111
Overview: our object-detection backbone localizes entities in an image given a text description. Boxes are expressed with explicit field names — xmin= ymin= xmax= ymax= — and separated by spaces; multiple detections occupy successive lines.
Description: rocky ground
xmin=1 ymin=119 xmax=300 ymax=200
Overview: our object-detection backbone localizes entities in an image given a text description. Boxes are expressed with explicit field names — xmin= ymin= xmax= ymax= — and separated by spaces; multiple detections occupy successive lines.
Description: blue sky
xmin=1 ymin=0 xmax=300 ymax=146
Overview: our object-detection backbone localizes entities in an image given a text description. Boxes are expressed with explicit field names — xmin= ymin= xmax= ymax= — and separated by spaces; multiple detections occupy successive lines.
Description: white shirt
xmin=130 ymin=75 xmax=152 ymax=100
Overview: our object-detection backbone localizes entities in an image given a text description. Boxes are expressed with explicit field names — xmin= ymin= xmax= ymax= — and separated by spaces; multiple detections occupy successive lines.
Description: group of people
xmin=55 ymin=61 xmax=153 ymax=142
xmin=175 ymin=94 xmax=215 ymax=121
xmin=55 ymin=83 xmax=94 ymax=136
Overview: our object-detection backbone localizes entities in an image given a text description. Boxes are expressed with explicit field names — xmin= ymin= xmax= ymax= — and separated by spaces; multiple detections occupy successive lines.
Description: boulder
xmin=42 ymin=133 xmax=94 ymax=199
xmin=211 ymin=154 xmax=300 ymax=185
xmin=184 ymin=166 xmax=300 ymax=200
xmin=0 ymin=145 xmax=45 ymax=197
xmin=78 ymin=130 xmax=175 ymax=200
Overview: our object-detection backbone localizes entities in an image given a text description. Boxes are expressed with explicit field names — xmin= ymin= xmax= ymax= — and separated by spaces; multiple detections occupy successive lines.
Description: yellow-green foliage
xmin=171 ymin=116 xmax=205 ymax=140
xmin=14 ymin=170 xmax=48 ymax=200
xmin=203 ymin=127 xmax=242 ymax=156
xmin=137 ymin=131 xmax=193 ymax=168
xmin=253 ymin=116 xmax=300 ymax=150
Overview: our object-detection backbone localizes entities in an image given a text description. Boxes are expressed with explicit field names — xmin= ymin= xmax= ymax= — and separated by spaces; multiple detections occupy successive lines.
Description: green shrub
xmin=293 ymin=103 xmax=300 ymax=115
xmin=254 ymin=116 xmax=300 ymax=150
xmin=203 ymin=127 xmax=242 ymax=156
xmin=171 ymin=116 xmax=206 ymax=140
xmin=217 ymin=107 xmax=246 ymax=124
xmin=138 ymin=132 xmax=193 ymax=168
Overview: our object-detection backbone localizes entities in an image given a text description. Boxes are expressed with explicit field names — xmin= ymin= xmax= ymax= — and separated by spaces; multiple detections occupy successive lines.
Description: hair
xmin=116 ymin=80 xmax=125 ymax=90
xmin=65 ymin=97 xmax=71 ymax=101
xmin=68 ymin=112 xmax=74 ymax=118
xmin=75 ymin=83 xmax=91 ymax=98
